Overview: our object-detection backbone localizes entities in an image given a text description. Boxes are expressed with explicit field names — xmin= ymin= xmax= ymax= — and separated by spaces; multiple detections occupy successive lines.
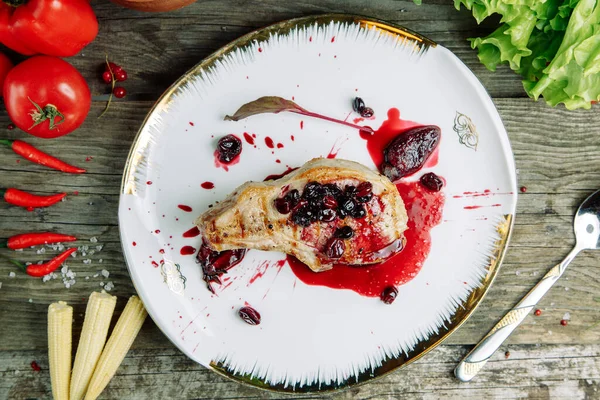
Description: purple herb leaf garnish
xmin=225 ymin=96 xmax=375 ymax=134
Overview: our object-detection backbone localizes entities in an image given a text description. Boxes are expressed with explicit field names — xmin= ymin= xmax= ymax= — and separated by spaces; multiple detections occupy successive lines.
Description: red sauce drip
xmin=291 ymin=135 xmax=295 ymax=141
xmin=178 ymin=204 xmax=193 ymax=212
xmin=288 ymin=180 xmax=444 ymax=296
xmin=300 ymin=121 xmax=304 ymax=130
xmin=201 ymin=181 xmax=215 ymax=189
xmin=183 ymin=226 xmax=201 ymax=238
xmin=180 ymin=246 xmax=197 ymax=255
xmin=309 ymin=36 xmax=312 ymax=42
xmin=264 ymin=167 xmax=298 ymax=181
xmin=331 ymin=36 xmax=335 ymax=43
xmin=243 ymin=132 xmax=255 ymax=145
xmin=258 ymin=47 xmax=263 ymax=52
xmin=146 ymin=181 xmax=152 ymax=185
xmin=189 ymin=122 xmax=194 ymax=126
xmin=265 ymin=137 xmax=274 ymax=148
xmin=151 ymin=261 xmax=159 ymax=268
xmin=132 ymin=241 xmax=137 ymax=246
xmin=362 ymin=108 xmax=422 ymax=169
xmin=277 ymin=143 xmax=284 ymax=149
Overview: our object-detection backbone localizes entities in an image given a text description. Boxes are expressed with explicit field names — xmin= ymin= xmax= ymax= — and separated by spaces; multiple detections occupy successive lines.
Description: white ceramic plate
xmin=119 ymin=15 xmax=517 ymax=392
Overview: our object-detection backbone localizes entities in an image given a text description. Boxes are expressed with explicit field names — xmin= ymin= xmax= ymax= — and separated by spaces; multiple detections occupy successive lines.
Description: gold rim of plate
xmin=120 ymin=14 xmax=514 ymax=393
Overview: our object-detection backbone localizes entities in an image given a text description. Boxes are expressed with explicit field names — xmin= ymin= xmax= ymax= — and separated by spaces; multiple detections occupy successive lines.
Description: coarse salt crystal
xmin=90 ymin=237 xmax=98 ymax=243
xmin=99 ymin=282 xmax=104 ymax=286
xmin=36 ymin=248 xmax=46 ymax=254
xmin=101 ymin=269 xmax=109 ymax=278
xmin=563 ymin=312 xmax=571 ymax=320
xmin=565 ymin=287 xmax=570 ymax=291
xmin=28 ymin=298 xmax=32 ymax=303
xmin=85 ymin=276 xmax=90 ymax=280
xmin=81 ymin=252 xmax=87 ymax=257
xmin=98 ymin=259 xmax=103 ymax=263
xmin=93 ymin=273 xmax=99 ymax=278
xmin=104 ymin=281 xmax=114 ymax=291
xmin=96 ymin=245 xmax=103 ymax=252
xmin=83 ymin=259 xmax=92 ymax=265
xmin=82 ymin=245 xmax=89 ymax=251
xmin=71 ymin=252 xmax=77 ymax=258
xmin=88 ymin=250 xmax=95 ymax=255
xmin=515 ymin=271 xmax=520 ymax=276
xmin=9 ymin=272 xmax=16 ymax=278
xmin=26 ymin=262 xmax=32 ymax=266
xmin=61 ymin=266 xmax=68 ymax=274
xmin=42 ymin=275 xmax=52 ymax=282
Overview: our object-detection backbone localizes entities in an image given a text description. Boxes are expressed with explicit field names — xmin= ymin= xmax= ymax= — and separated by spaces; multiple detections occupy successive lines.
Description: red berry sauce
xmin=287 ymin=108 xmax=445 ymax=297
xmin=183 ymin=226 xmax=200 ymax=238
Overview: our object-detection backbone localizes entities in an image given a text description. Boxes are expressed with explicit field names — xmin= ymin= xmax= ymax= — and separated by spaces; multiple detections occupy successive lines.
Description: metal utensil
xmin=455 ymin=189 xmax=600 ymax=382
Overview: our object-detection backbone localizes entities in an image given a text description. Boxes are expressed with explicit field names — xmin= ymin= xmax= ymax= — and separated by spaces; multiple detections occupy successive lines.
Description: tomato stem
xmin=28 ymin=98 xmax=65 ymax=130
xmin=2 ymin=0 xmax=27 ymax=7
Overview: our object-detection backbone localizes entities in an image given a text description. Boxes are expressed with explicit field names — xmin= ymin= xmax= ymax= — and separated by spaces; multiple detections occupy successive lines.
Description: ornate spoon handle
xmin=454 ymin=246 xmax=580 ymax=382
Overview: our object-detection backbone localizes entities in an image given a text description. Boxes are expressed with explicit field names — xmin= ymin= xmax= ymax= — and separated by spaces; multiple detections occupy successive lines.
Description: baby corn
xmin=70 ymin=291 xmax=117 ymax=400
xmin=48 ymin=301 xmax=73 ymax=400
xmin=84 ymin=296 xmax=147 ymax=400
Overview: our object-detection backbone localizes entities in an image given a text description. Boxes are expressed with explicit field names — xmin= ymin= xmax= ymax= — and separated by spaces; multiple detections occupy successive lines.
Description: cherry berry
xmin=216 ymin=134 xmax=242 ymax=163
xmin=113 ymin=87 xmax=126 ymax=98
xmin=334 ymin=226 xmax=354 ymax=239
xmin=102 ymin=71 xmax=112 ymax=84
xmin=420 ymin=172 xmax=444 ymax=192
xmin=352 ymin=97 xmax=366 ymax=113
xmin=238 ymin=306 xmax=261 ymax=325
xmin=360 ymin=107 xmax=374 ymax=118
xmin=325 ymin=237 xmax=345 ymax=259
xmin=380 ymin=286 xmax=398 ymax=304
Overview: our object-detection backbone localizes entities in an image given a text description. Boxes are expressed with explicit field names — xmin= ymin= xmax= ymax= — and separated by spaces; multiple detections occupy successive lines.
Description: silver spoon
xmin=455 ymin=189 xmax=600 ymax=382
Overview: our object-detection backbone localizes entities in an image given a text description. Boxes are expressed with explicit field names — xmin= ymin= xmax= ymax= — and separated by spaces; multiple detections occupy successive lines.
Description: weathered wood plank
xmin=0 ymin=1 xmax=527 ymax=101
xmin=2 ymin=344 xmax=600 ymax=399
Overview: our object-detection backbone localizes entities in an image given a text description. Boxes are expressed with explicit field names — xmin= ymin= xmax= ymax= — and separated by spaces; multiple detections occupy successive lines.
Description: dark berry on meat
xmin=344 ymin=185 xmax=358 ymax=197
xmin=323 ymin=183 xmax=343 ymax=199
xmin=302 ymin=182 xmax=324 ymax=201
xmin=325 ymin=238 xmax=345 ymax=259
xmin=274 ymin=197 xmax=291 ymax=214
xmin=351 ymin=205 xmax=366 ymax=219
xmin=217 ymin=135 xmax=242 ymax=163
xmin=360 ymin=107 xmax=374 ymax=118
xmin=318 ymin=208 xmax=337 ymax=222
xmin=238 ymin=306 xmax=261 ymax=325
xmin=356 ymin=182 xmax=372 ymax=197
xmin=381 ymin=125 xmax=441 ymax=182
xmin=323 ymin=195 xmax=338 ymax=209
xmin=356 ymin=182 xmax=373 ymax=202
xmin=286 ymin=189 xmax=301 ymax=206
xmin=380 ymin=286 xmax=398 ymax=304
xmin=334 ymin=226 xmax=354 ymax=239
xmin=339 ymin=196 xmax=356 ymax=214
xmin=420 ymin=172 xmax=444 ymax=192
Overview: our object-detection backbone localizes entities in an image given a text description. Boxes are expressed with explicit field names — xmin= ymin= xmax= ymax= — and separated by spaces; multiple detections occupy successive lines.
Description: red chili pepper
xmin=0 ymin=232 xmax=77 ymax=250
xmin=1 ymin=188 xmax=66 ymax=208
xmin=0 ymin=139 xmax=85 ymax=174
xmin=8 ymin=248 xmax=76 ymax=277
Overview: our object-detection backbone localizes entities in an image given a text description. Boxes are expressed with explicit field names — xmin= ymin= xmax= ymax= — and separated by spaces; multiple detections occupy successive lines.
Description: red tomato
xmin=0 ymin=0 xmax=97 ymax=57
xmin=4 ymin=56 xmax=91 ymax=139
xmin=0 ymin=52 xmax=13 ymax=92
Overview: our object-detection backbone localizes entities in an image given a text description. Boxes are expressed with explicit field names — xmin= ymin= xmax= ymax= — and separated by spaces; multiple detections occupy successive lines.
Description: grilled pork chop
xmin=195 ymin=158 xmax=408 ymax=272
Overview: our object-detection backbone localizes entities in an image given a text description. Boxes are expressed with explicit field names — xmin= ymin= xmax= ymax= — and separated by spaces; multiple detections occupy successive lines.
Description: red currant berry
xmin=102 ymin=71 xmax=112 ymax=84
xmin=113 ymin=87 xmax=126 ymax=98
xmin=534 ymin=309 xmax=542 ymax=316
xmin=115 ymin=69 xmax=128 ymax=82
xmin=106 ymin=62 xmax=122 ymax=74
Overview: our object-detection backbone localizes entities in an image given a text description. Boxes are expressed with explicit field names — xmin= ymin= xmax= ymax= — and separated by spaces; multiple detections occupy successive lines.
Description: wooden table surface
xmin=2 ymin=1 xmax=600 ymax=399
